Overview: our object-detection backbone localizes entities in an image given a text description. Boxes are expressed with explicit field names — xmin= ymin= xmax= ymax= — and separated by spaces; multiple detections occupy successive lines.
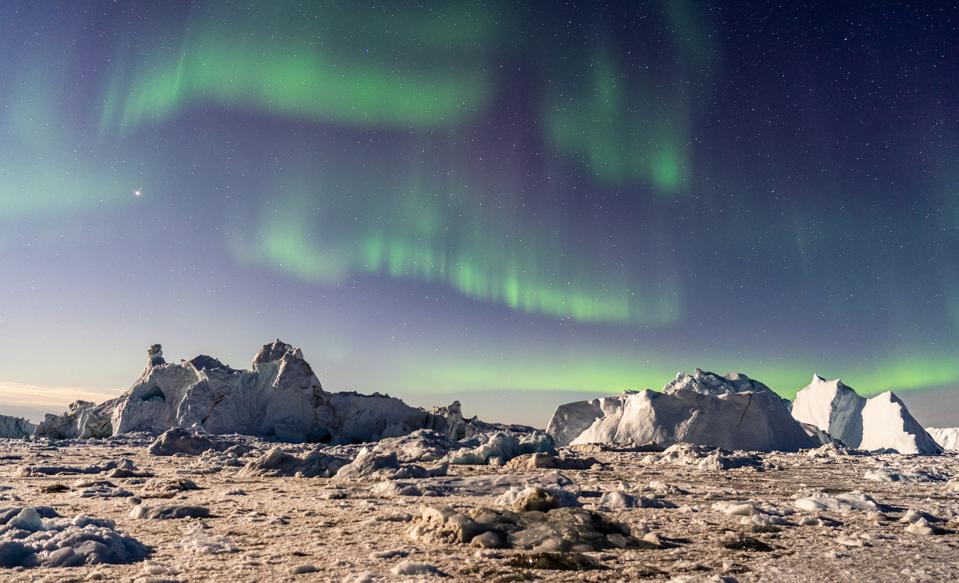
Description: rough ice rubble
xmin=130 ymin=504 xmax=211 ymax=520
xmin=178 ymin=524 xmax=237 ymax=554
xmin=239 ymin=428 xmax=553 ymax=480
xmin=35 ymin=340 xmax=477 ymax=444
xmin=648 ymin=443 xmax=763 ymax=471
xmin=448 ymin=431 xmax=555 ymax=465
xmin=598 ymin=490 xmax=676 ymax=510
xmin=239 ymin=446 xmax=348 ymax=478
xmin=0 ymin=414 xmax=35 ymax=439
xmin=20 ymin=457 xmax=139 ymax=477
xmin=0 ymin=507 xmax=150 ymax=568
xmin=408 ymin=503 xmax=638 ymax=552
xmin=792 ymin=376 xmax=941 ymax=454
xmin=333 ymin=448 xmax=446 ymax=481
xmin=712 ymin=501 xmax=791 ymax=529
xmin=548 ymin=369 xmax=817 ymax=452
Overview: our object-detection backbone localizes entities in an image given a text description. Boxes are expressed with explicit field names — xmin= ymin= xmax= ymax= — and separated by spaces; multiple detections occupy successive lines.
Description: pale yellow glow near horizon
xmin=0 ymin=382 xmax=123 ymax=423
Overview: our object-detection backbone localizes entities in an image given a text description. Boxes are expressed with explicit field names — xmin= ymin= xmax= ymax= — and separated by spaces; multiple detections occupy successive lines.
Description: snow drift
xmin=34 ymin=340 xmax=474 ymax=444
xmin=791 ymin=376 xmax=941 ymax=454
xmin=546 ymin=369 xmax=818 ymax=452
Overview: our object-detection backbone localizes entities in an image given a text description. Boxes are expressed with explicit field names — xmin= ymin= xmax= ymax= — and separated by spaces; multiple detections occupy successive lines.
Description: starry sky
xmin=1 ymin=1 xmax=958 ymax=426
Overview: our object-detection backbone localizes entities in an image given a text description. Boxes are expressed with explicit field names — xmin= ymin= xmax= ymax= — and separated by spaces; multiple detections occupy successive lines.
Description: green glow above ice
xmin=402 ymin=351 xmax=959 ymax=401
xmin=230 ymin=164 xmax=682 ymax=325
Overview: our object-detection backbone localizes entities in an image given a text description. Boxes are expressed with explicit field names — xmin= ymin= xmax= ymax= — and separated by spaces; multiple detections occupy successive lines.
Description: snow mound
xmin=926 ymin=427 xmax=959 ymax=451
xmin=179 ymin=524 xmax=237 ymax=555
xmin=130 ymin=504 xmax=210 ymax=520
xmin=791 ymin=378 xmax=941 ymax=454
xmin=793 ymin=491 xmax=879 ymax=514
xmin=148 ymin=427 xmax=223 ymax=456
xmin=495 ymin=486 xmax=580 ymax=512
xmin=35 ymin=340 xmax=474 ymax=445
xmin=548 ymin=370 xmax=816 ymax=452
xmin=239 ymin=446 xmax=348 ymax=478
xmin=0 ymin=507 xmax=150 ymax=568
xmin=0 ymin=415 xmax=35 ymax=439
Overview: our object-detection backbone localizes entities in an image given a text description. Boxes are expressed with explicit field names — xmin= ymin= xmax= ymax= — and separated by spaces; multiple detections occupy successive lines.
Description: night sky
xmin=2 ymin=1 xmax=958 ymax=426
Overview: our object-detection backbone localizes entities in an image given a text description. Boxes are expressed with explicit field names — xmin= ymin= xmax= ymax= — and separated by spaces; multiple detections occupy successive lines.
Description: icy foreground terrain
xmin=0 ymin=436 xmax=957 ymax=582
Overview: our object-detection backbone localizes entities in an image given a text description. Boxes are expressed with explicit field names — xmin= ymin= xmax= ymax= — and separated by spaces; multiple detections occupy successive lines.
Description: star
xmin=134 ymin=189 xmax=143 ymax=197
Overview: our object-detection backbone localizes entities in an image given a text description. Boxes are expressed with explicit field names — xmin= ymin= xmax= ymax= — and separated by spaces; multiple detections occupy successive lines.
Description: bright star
xmin=134 ymin=189 xmax=142 ymax=197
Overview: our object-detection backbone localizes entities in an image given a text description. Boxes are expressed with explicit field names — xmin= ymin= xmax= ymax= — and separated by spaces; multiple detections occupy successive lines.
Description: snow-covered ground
xmin=0 ymin=435 xmax=957 ymax=582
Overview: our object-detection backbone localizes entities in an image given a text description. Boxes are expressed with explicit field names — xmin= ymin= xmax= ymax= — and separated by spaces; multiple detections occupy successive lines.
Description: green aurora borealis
xmin=1 ymin=1 xmax=958 ymax=422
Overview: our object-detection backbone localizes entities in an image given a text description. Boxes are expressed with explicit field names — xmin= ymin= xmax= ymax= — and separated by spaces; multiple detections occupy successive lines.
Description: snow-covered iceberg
xmin=0 ymin=414 xmax=35 ymax=439
xmin=927 ymin=427 xmax=959 ymax=451
xmin=790 ymin=375 xmax=865 ymax=447
xmin=545 ymin=396 xmax=631 ymax=448
xmin=859 ymin=391 xmax=941 ymax=454
xmin=547 ymin=369 xmax=818 ymax=452
xmin=35 ymin=340 xmax=472 ymax=444
xmin=791 ymin=376 xmax=941 ymax=454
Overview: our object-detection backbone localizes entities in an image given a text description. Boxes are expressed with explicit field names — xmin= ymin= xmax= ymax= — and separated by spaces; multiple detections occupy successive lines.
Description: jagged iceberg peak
xmin=188 ymin=355 xmax=234 ymax=372
xmin=662 ymin=368 xmax=776 ymax=397
xmin=252 ymin=339 xmax=304 ymax=365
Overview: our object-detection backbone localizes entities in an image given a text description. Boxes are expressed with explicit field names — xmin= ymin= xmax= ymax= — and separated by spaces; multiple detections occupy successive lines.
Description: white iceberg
xmin=0 ymin=414 xmax=35 ymax=439
xmin=547 ymin=369 xmax=818 ymax=452
xmin=926 ymin=427 xmax=959 ymax=451
xmin=791 ymin=376 xmax=941 ymax=454
xmin=859 ymin=391 xmax=941 ymax=454
xmin=35 ymin=340 xmax=471 ymax=445
xmin=790 ymin=375 xmax=865 ymax=447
